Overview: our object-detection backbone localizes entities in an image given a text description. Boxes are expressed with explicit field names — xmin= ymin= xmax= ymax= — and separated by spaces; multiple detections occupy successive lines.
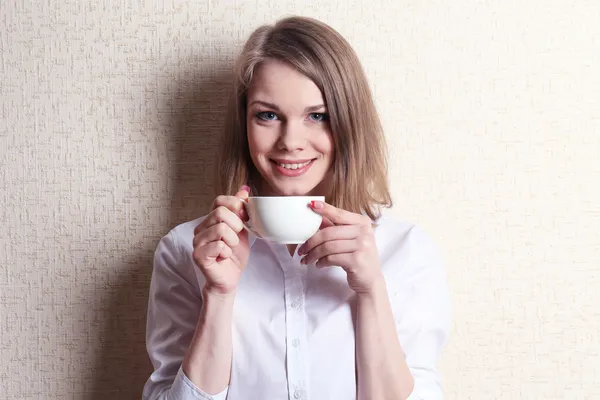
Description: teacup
xmin=240 ymin=196 xmax=324 ymax=244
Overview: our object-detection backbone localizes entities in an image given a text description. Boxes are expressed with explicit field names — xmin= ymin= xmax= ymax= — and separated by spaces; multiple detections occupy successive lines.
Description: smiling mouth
xmin=269 ymin=158 xmax=317 ymax=176
xmin=272 ymin=159 xmax=314 ymax=170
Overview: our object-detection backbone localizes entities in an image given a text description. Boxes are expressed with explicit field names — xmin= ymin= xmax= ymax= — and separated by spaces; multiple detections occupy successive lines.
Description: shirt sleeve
xmin=388 ymin=226 xmax=452 ymax=400
xmin=170 ymin=366 xmax=228 ymax=400
xmin=142 ymin=230 xmax=230 ymax=400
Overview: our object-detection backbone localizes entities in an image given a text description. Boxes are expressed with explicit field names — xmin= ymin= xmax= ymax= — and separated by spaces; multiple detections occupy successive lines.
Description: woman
xmin=143 ymin=16 xmax=451 ymax=400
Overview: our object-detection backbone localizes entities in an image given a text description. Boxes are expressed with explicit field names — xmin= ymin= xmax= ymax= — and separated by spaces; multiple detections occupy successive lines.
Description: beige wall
xmin=1 ymin=1 xmax=598 ymax=399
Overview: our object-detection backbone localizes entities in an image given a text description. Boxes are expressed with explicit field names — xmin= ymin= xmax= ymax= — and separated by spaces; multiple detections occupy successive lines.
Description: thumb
xmin=234 ymin=185 xmax=251 ymax=199
xmin=234 ymin=185 xmax=251 ymax=221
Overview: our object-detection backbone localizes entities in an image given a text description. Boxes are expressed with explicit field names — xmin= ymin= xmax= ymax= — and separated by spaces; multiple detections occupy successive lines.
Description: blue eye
xmin=309 ymin=113 xmax=329 ymax=122
xmin=256 ymin=111 xmax=279 ymax=121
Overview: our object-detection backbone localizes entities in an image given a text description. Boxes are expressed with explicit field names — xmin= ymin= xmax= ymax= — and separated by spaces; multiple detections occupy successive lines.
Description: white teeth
xmin=278 ymin=160 xmax=312 ymax=170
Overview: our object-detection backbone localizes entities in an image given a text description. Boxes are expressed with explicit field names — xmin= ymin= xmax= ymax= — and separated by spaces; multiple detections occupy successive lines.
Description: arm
xmin=355 ymin=229 xmax=451 ymax=400
xmin=182 ymin=188 xmax=251 ymax=394
xmin=299 ymin=202 xmax=415 ymax=399
xmin=391 ymin=228 xmax=451 ymax=399
xmin=300 ymin=202 xmax=451 ymax=400
xmin=356 ymin=229 xmax=451 ymax=400
xmin=143 ymin=189 xmax=250 ymax=400
xmin=182 ymin=289 xmax=235 ymax=394
xmin=142 ymin=231 xmax=231 ymax=400
xmin=355 ymin=279 xmax=415 ymax=400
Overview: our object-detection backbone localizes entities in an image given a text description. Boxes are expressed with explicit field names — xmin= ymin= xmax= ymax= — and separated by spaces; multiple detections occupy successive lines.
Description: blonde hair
xmin=215 ymin=16 xmax=392 ymax=220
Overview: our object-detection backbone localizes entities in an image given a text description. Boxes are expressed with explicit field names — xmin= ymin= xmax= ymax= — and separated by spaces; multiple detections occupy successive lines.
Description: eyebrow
xmin=248 ymin=100 xmax=326 ymax=113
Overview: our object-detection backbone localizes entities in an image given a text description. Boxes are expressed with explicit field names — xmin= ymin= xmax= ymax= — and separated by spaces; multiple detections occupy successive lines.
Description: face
xmin=246 ymin=59 xmax=334 ymax=197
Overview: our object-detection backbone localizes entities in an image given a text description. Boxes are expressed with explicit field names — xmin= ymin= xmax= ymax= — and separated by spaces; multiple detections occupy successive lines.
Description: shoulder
xmin=151 ymin=216 xmax=207 ymax=288
xmin=165 ymin=216 xmax=206 ymax=253
xmin=374 ymin=213 xmax=441 ymax=257
xmin=374 ymin=213 xmax=445 ymax=278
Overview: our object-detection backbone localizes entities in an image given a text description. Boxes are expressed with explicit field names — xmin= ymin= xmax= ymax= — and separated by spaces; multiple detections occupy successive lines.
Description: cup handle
xmin=239 ymin=198 xmax=260 ymax=238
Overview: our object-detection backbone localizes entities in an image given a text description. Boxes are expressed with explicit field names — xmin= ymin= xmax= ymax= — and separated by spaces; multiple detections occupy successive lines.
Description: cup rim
xmin=246 ymin=195 xmax=325 ymax=199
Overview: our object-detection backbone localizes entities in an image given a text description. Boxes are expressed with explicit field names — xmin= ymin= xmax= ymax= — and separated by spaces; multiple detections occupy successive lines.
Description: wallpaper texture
xmin=1 ymin=1 xmax=598 ymax=399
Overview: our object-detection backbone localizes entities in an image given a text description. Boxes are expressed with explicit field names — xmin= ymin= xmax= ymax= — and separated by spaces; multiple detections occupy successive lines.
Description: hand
xmin=192 ymin=186 xmax=250 ymax=296
xmin=298 ymin=201 xmax=384 ymax=294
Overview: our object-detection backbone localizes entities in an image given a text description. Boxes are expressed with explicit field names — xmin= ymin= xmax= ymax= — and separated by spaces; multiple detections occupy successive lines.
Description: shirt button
xmin=294 ymin=389 xmax=302 ymax=399
xmin=292 ymin=338 xmax=300 ymax=347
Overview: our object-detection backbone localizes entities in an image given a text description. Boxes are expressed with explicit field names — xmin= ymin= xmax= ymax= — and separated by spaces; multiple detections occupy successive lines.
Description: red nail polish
xmin=311 ymin=200 xmax=323 ymax=209
xmin=241 ymin=185 xmax=250 ymax=193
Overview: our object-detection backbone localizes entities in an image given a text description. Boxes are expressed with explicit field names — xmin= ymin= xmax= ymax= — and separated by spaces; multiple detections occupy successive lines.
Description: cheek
xmin=247 ymin=123 xmax=279 ymax=161
xmin=247 ymin=124 xmax=266 ymax=153
xmin=315 ymin=130 xmax=334 ymax=160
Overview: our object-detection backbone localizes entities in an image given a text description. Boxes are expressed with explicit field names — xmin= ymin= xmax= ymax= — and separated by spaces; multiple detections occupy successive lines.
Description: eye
xmin=308 ymin=113 xmax=329 ymax=122
xmin=256 ymin=111 xmax=279 ymax=121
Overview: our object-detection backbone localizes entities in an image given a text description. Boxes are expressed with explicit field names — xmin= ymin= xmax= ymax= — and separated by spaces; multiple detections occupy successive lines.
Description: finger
xmin=315 ymin=253 xmax=353 ymax=269
xmin=234 ymin=184 xmax=251 ymax=199
xmin=212 ymin=195 xmax=245 ymax=219
xmin=298 ymin=225 xmax=361 ymax=255
xmin=235 ymin=185 xmax=251 ymax=221
xmin=211 ymin=185 xmax=251 ymax=219
xmin=310 ymin=201 xmax=371 ymax=226
xmin=193 ymin=240 xmax=232 ymax=268
xmin=319 ymin=216 xmax=335 ymax=229
xmin=195 ymin=206 xmax=245 ymax=236
xmin=194 ymin=222 xmax=240 ymax=248
xmin=301 ymin=239 xmax=356 ymax=265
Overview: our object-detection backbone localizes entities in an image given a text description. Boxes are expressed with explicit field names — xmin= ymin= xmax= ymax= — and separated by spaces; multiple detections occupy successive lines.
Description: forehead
xmin=247 ymin=59 xmax=325 ymax=109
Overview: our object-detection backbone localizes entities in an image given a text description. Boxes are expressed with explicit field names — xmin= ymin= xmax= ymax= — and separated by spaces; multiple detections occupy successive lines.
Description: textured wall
xmin=1 ymin=1 xmax=599 ymax=399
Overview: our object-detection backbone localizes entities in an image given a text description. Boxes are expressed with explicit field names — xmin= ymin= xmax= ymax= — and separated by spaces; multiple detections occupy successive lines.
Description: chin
xmin=258 ymin=174 xmax=323 ymax=196
xmin=269 ymin=183 xmax=317 ymax=197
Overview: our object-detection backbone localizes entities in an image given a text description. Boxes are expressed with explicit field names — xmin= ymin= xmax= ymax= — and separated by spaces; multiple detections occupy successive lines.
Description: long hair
xmin=215 ymin=16 xmax=392 ymax=220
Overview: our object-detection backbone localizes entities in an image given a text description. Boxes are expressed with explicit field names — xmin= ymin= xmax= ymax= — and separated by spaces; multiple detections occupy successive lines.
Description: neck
xmin=286 ymin=244 xmax=297 ymax=257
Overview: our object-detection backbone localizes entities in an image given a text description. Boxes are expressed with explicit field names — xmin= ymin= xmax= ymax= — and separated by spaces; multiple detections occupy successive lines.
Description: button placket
xmin=276 ymin=246 xmax=310 ymax=400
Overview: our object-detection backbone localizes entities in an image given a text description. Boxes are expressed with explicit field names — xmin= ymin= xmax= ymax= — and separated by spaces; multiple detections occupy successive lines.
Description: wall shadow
xmin=88 ymin=65 xmax=233 ymax=399
xmin=166 ymin=67 xmax=234 ymax=224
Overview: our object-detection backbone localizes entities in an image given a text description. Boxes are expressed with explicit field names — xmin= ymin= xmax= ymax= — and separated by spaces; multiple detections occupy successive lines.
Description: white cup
xmin=240 ymin=196 xmax=324 ymax=244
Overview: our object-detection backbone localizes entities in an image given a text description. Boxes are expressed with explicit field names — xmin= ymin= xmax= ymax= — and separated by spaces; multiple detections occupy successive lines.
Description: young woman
xmin=143 ymin=16 xmax=451 ymax=400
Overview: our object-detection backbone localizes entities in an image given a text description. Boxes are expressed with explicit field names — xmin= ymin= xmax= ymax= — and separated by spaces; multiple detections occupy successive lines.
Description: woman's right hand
xmin=192 ymin=186 xmax=251 ymax=296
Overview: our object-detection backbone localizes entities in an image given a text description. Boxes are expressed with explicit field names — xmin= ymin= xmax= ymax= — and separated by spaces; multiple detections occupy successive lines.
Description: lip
xmin=270 ymin=158 xmax=315 ymax=164
xmin=270 ymin=158 xmax=316 ymax=177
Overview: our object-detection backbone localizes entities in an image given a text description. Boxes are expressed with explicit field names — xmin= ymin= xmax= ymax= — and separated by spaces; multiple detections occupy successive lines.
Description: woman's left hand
xmin=298 ymin=200 xmax=384 ymax=294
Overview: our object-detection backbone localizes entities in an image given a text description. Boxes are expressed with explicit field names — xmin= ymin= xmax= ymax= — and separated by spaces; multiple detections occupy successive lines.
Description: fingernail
xmin=240 ymin=185 xmax=250 ymax=193
xmin=300 ymin=257 xmax=307 ymax=264
xmin=310 ymin=200 xmax=323 ymax=209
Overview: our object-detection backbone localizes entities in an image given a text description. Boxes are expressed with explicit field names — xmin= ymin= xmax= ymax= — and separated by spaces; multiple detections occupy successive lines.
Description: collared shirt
xmin=143 ymin=214 xmax=451 ymax=400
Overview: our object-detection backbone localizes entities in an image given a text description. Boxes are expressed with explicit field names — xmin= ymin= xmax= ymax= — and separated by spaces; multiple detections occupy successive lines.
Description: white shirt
xmin=143 ymin=214 xmax=451 ymax=400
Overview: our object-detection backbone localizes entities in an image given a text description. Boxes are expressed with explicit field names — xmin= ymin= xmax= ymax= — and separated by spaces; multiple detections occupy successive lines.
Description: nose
xmin=276 ymin=121 xmax=306 ymax=151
